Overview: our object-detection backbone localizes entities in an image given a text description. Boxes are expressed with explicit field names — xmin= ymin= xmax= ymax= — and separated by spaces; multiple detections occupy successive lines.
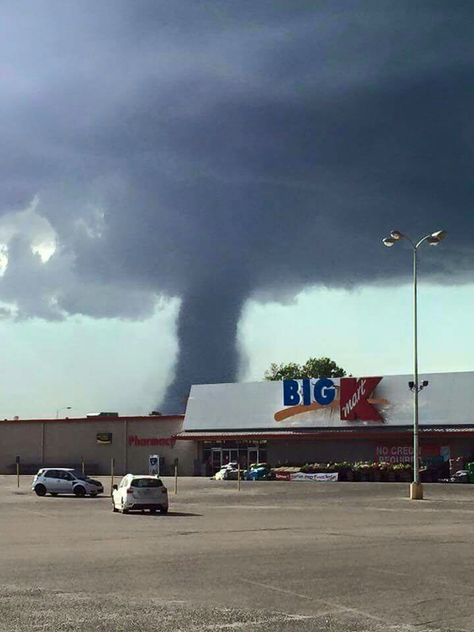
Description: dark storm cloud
xmin=0 ymin=1 xmax=473 ymax=409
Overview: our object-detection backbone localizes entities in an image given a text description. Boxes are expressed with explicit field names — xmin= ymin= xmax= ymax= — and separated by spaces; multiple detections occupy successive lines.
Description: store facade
xmin=179 ymin=371 xmax=474 ymax=475
xmin=2 ymin=371 xmax=473 ymax=478
xmin=0 ymin=414 xmax=197 ymax=476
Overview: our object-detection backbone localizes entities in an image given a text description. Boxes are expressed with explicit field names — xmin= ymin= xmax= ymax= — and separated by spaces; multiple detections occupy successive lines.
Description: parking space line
xmin=241 ymin=578 xmax=428 ymax=629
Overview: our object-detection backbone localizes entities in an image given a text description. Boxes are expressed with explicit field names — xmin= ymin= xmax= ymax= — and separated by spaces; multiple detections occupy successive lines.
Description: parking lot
xmin=1 ymin=476 xmax=473 ymax=631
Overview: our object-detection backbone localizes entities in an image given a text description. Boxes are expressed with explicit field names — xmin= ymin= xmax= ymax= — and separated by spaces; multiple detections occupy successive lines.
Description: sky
xmin=0 ymin=2 xmax=473 ymax=418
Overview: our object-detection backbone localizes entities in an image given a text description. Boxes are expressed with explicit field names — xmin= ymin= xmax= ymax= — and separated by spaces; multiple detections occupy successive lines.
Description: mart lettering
xmin=340 ymin=377 xmax=382 ymax=422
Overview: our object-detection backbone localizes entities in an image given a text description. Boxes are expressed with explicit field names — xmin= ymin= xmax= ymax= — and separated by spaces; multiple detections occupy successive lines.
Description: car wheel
xmin=160 ymin=506 xmax=168 ymax=514
xmin=73 ymin=485 xmax=86 ymax=497
xmin=150 ymin=508 xmax=157 ymax=514
xmin=34 ymin=484 xmax=47 ymax=497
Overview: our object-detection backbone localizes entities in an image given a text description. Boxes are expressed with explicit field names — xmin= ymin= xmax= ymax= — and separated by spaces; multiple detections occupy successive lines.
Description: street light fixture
xmin=382 ymin=229 xmax=447 ymax=500
xmin=56 ymin=406 xmax=72 ymax=419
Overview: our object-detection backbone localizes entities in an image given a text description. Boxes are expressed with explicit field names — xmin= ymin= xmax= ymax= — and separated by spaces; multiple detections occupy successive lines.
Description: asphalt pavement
xmin=0 ymin=475 xmax=473 ymax=631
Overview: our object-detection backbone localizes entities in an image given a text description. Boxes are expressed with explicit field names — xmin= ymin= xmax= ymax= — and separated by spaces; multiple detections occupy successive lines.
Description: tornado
xmin=163 ymin=278 xmax=249 ymax=413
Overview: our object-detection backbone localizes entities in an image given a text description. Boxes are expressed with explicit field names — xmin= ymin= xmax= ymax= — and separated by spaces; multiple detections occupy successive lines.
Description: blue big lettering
xmin=283 ymin=380 xmax=300 ymax=406
xmin=313 ymin=378 xmax=336 ymax=405
xmin=302 ymin=378 xmax=311 ymax=405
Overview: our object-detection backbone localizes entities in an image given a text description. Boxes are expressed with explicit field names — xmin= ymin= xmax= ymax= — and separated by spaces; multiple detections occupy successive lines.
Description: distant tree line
xmin=264 ymin=357 xmax=347 ymax=381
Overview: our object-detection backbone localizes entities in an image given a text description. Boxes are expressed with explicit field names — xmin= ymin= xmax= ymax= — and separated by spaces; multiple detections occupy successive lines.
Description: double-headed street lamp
xmin=56 ymin=406 xmax=72 ymax=419
xmin=382 ymin=229 xmax=447 ymax=500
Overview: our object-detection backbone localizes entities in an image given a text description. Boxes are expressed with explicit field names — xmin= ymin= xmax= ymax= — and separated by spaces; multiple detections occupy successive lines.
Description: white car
xmin=32 ymin=468 xmax=104 ymax=497
xmin=112 ymin=474 xmax=169 ymax=514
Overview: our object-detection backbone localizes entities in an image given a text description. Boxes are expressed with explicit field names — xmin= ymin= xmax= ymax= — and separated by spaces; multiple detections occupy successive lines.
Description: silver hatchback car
xmin=32 ymin=468 xmax=104 ymax=497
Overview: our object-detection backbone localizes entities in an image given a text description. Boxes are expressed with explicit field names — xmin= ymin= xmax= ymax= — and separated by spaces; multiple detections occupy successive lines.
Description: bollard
xmin=110 ymin=457 xmax=115 ymax=496
xmin=16 ymin=456 xmax=20 ymax=488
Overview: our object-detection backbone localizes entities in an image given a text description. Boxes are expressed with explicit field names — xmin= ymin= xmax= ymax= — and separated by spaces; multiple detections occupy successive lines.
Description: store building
xmin=178 ymin=371 xmax=474 ymax=475
xmin=0 ymin=414 xmax=196 ymax=476
xmin=2 ymin=371 xmax=473 ymax=477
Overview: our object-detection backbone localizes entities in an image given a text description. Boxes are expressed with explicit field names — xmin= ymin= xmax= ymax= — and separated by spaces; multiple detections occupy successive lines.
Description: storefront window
xmin=202 ymin=442 xmax=267 ymax=474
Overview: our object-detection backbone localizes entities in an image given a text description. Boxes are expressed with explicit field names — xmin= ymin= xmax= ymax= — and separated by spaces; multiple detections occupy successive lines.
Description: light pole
xmin=56 ymin=406 xmax=72 ymax=419
xmin=382 ymin=229 xmax=447 ymax=500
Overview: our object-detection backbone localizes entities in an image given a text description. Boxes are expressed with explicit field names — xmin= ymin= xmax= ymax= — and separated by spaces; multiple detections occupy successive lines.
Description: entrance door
xmin=211 ymin=448 xmax=223 ymax=473
xmin=210 ymin=448 xmax=241 ymax=473
xmin=248 ymin=447 xmax=259 ymax=466
xmin=222 ymin=449 xmax=239 ymax=466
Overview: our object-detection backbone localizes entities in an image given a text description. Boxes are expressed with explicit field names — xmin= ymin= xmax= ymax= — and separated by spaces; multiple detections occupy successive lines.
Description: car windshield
xmin=130 ymin=478 xmax=163 ymax=488
xmin=71 ymin=470 xmax=87 ymax=480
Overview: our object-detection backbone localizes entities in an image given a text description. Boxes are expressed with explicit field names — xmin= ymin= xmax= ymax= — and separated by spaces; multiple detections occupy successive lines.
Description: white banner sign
xmin=290 ymin=472 xmax=338 ymax=482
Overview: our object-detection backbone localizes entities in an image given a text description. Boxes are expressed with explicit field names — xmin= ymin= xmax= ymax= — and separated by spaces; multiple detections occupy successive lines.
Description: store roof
xmin=0 ymin=414 xmax=184 ymax=424
xmin=177 ymin=426 xmax=474 ymax=441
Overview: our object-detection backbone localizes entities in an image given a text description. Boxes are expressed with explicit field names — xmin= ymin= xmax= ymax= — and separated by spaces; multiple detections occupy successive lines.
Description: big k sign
xmin=278 ymin=377 xmax=383 ymax=422
xmin=183 ymin=372 xmax=474 ymax=431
